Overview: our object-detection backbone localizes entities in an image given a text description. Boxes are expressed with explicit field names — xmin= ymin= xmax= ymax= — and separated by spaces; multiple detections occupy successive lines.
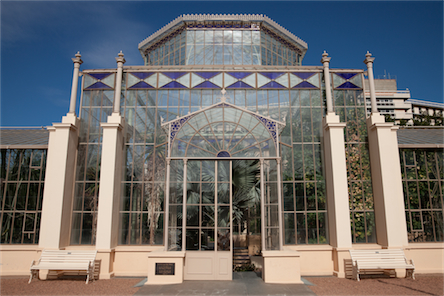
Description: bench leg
xmin=86 ymin=261 xmax=94 ymax=284
xmin=28 ymin=270 xmax=38 ymax=284
xmin=407 ymin=269 xmax=415 ymax=280
xmin=352 ymin=265 xmax=360 ymax=281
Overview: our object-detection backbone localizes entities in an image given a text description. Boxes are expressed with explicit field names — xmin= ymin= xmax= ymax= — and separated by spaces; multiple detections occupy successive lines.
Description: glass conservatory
xmin=1 ymin=14 xmax=442 ymax=283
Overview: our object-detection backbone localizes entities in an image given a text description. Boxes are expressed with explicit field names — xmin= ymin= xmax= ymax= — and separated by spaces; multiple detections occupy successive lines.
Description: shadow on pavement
xmin=134 ymin=271 xmax=316 ymax=296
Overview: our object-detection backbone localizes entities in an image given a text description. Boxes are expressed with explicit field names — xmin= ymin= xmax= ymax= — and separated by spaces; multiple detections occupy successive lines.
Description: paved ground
xmin=1 ymin=273 xmax=443 ymax=296
xmin=135 ymin=272 xmax=316 ymax=296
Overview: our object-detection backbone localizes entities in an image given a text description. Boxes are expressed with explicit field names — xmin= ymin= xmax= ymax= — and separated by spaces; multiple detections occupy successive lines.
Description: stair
xmin=233 ymin=247 xmax=250 ymax=267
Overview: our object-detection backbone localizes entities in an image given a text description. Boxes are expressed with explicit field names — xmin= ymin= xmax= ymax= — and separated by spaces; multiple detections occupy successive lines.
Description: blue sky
xmin=1 ymin=1 xmax=443 ymax=127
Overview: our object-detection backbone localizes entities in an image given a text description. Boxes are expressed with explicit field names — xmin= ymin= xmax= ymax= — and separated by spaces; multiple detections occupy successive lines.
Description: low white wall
xmin=0 ymin=246 xmax=41 ymax=276
xmin=404 ymin=243 xmax=444 ymax=274
xmin=284 ymin=245 xmax=334 ymax=276
xmin=112 ymin=247 xmax=163 ymax=277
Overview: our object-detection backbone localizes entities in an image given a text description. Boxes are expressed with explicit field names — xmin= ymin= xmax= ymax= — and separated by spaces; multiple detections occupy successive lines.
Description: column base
xmin=262 ymin=250 xmax=303 ymax=284
xmin=146 ymin=251 xmax=185 ymax=285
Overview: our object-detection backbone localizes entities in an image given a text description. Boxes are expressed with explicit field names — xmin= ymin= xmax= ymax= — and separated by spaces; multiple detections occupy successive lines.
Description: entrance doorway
xmin=163 ymin=100 xmax=286 ymax=281
xmin=232 ymin=160 xmax=261 ymax=270
xmin=182 ymin=160 xmax=233 ymax=280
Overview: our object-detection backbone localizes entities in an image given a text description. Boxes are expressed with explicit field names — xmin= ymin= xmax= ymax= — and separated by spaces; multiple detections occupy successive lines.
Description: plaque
xmin=155 ymin=263 xmax=175 ymax=275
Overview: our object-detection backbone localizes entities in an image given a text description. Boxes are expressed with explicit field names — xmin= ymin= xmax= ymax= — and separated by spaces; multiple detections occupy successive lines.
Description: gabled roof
xmin=0 ymin=128 xmax=49 ymax=149
xmin=397 ymin=127 xmax=444 ymax=148
xmin=138 ymin=14 xmax=308 ymax=57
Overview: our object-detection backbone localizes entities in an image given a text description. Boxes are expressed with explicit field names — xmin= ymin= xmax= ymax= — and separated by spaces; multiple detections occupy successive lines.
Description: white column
xmin=164 ymin=159 xmax=171 ymax=251
xmin=39 ymin=53 xmax=83 ymax=250
xmin=39 ymin=120 xmax=79 ymax=249
xmin=321 ymin=51 xmax=352 ymax=278
xmin=260 ymin=159 xmax=266 ymax=251
xmin=182 ymin=159 xmax=188 ymax=251
xmin=69 ymin=52 xmax=83 ymax=114
xmin=276 ymin=159 xmax=283 ymax=250
xmin=364 ymin=52 xmax=378 ymax=114
xmin=365 ymin=52 xmax=408 ymax=248
xmin=321 ymin=51 xmax=333 ymax=113
xmin=114 ymin=51 xmax=125 ymax=113
xmin=95 ymin=52 xmax=126 ymax=279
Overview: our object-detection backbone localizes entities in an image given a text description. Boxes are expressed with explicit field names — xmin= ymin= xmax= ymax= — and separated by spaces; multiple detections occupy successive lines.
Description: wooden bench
xmin=29 ymin=250 xmax=97 ymax=284
xmin=349 ymin=249 xmax=415 ymax=281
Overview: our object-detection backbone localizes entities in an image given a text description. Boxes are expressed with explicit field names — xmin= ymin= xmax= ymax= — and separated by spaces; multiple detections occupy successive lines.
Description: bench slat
xmin=29 ymin=250 xmax=97 ymax=284
xmin=349 ymin=249 xmax=415 ymax=281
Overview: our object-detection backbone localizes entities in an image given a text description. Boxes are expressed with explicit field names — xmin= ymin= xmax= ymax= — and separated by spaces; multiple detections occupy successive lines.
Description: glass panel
xmin=201 ymin=229 xmax=215 ymax=250
xmin=217 ymin=229 xmax=230 ymax=251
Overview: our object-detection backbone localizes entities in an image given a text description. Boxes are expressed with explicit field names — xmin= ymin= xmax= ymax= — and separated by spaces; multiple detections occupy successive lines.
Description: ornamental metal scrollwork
xmin=169 ymin=114 xmax=194 ymax=150
xmin=254 ymin=115 xmax=278 ymax=144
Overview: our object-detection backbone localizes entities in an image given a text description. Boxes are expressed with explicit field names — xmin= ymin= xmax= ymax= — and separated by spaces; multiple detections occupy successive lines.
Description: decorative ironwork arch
xmin=162 ymin=100 xmax=285 ymax=158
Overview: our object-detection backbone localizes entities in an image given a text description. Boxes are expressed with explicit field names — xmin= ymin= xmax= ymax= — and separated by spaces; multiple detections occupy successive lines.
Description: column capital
xmin=363 ymin=51 xmax=375 ymax=66
xmin=166 ymin=159 xmax=171 ymax=165
xmin=321 ymin=51 xmax=331 ymax=65
xmin=72 ymin=51 xmax=83 ymax=65
xmin=115 ymin=51 xmax=126 ymax=65
xmin=183 ymin=159 xmax=188 ymax=165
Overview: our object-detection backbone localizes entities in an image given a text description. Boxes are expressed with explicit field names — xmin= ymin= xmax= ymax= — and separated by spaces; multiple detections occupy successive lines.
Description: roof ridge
xmin=138 ymin=14 xmax=307 ymax=51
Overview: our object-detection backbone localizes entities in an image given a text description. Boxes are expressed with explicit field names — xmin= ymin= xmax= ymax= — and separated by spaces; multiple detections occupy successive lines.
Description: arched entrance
xmin=162 ymin=94 xmax=285 ymax=280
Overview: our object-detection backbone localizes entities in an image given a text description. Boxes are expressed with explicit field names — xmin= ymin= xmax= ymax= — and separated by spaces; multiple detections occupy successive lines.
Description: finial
xmin=321 ymin=51 xmax=331 ymax=64
xmin=72 ymin=51 xmax=83 ymax=64
xmin=364 ymin=51 xmax=375 ymax=64
xmin=116 ymin=51 xmax=126 ymax=64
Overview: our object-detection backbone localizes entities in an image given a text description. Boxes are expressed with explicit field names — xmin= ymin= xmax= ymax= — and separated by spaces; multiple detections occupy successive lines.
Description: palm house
xmin=1 ymin=14 xmax=443 ymax=283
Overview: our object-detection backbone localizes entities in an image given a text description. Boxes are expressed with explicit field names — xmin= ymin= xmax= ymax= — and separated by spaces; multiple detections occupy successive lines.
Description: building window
xmin=401 ymin=149 xmax=444 ymax=242
xmin=119 ymin=89 xmax=166 ymax=245
xmin=121 ymin=77 xmax=328 ymax=246
xmin=333 ymin=86 xmax=376 ymax=243
xmin=71 ymin=88 xmax=114 ymax=245
xmin=0 ymin=149 xmax=46 ymax=244
xmin=282 ymin=89 xmax=328 ymax=245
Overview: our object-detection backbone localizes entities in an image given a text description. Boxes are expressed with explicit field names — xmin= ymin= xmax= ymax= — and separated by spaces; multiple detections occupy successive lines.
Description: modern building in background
xmin=364 ymin=79 xmax=444 ymax=125
xmin=1 ymin=14 xmax=443 ymax=283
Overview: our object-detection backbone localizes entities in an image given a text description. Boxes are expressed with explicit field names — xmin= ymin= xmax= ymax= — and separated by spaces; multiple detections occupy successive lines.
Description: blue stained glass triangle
xmin=85 ymin=81 xmax=112 ymax=89
xmin=194 ymin=72 xmax=220 ymax=79
xmin=337 ymin=81 xmax=360 ymax=89
xmin=130 ymin=72 xmax=154 ymax=80
xmin=162 ymin=72 xmax=187 ymax=80
xmin=226 ymin=81 xmax=253 ymax=88
xmin=293 ymin=81 xmax=317 ymax=89
xmin=260 ymin=81 xmax=286 ymax=89
xmin=88 ymin=73 xmax=112 ymax=80
xmin=259 ymin=72 xmax=285 ymax=80
xmin=161 ymin=81 xmax=187 ymax=89
xmin=293 ymin=72 xmax=315 ymax=80
xmin=193 ymin=81 xmax=221 ymax=89
xmin=227 ymin=72 xmax=252 ymax=79
xmin=336 ymin=73 xmax=357 ymax=80
xmin=128 ymin=81 xmax=153 ymax=89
